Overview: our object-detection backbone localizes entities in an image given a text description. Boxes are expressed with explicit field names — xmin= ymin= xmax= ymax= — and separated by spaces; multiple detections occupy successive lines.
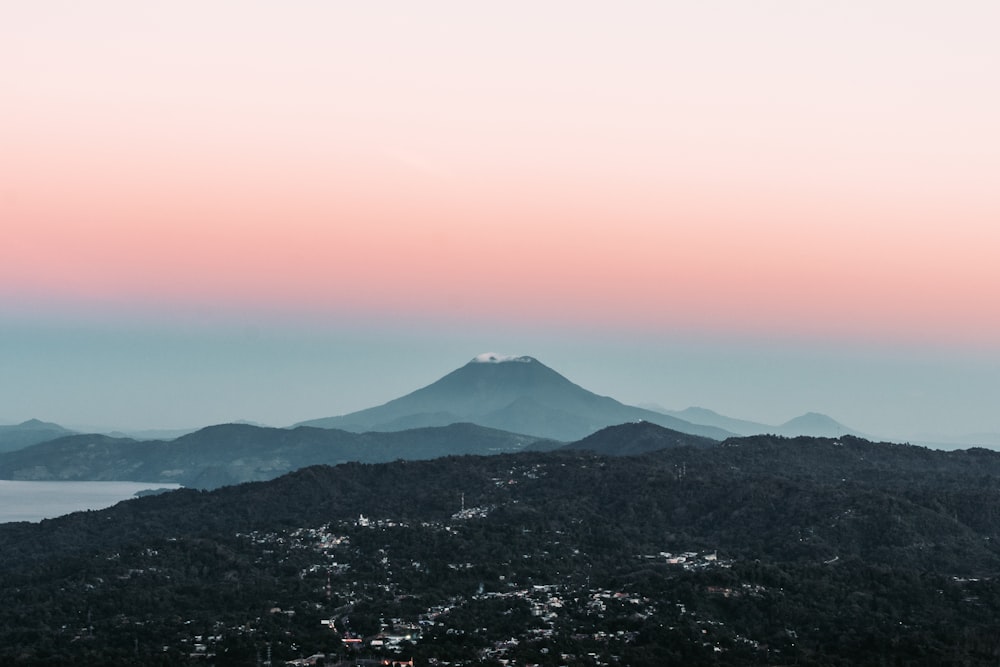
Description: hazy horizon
xmin=2 ymin=322 xmax=997 ymax=444
xmin=3 ymin=2 xmax=998 ymax=443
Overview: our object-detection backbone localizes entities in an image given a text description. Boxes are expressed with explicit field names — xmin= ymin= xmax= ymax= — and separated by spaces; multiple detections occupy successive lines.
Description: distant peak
xmin=786 ymin=412 xmax=839 ymax=424
xmin=18 ymin=418 xmax=61 ymax=428
xmin=472 ymin=353 xmax=535 ymax=364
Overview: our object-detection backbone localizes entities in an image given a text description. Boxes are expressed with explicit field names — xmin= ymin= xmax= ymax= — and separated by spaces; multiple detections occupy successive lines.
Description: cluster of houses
xmin=226 ymin=515 xmax=757 ymax=666
xmin=639 ymin=549 xmax=728 ymax=570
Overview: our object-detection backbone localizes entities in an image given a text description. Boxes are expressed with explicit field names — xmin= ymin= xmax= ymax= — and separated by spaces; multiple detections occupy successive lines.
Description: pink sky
xmin=3 ymin=1 xmax=999 ymax=347
xmin=2 ymin=2 xmax=1000 ymax=440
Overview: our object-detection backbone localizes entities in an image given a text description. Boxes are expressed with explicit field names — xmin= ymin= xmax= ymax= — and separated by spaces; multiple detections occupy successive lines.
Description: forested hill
xmin=561 ymin=420 xmax=718 ymax=455
xmin=6 ymin=434 xmax=1000 ymax=570
xmin=3 ymin=435 xmax=1000 ymax=665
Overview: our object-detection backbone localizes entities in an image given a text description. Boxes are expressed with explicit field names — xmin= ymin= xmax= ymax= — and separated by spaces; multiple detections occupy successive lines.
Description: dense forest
xmin=3 ymin=433 xmax=1000 ymax=665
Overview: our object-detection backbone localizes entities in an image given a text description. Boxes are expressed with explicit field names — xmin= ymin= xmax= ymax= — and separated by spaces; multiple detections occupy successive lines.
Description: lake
xmin=0 ymin=480 xmax=182 ymax=523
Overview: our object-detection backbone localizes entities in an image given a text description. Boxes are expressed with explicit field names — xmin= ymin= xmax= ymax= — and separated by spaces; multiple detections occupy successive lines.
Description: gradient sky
xmin=2 ymin=1 xmax=998 ymax=441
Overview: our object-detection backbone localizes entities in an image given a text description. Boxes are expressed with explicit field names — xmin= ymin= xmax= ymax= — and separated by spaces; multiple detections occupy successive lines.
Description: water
xmin=0 ymin=480 xmax=182 ymax=523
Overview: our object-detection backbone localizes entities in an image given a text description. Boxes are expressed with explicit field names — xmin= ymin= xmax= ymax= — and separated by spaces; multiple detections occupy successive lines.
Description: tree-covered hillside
xmin=2 ymin=434 xmax=1000 ymax=665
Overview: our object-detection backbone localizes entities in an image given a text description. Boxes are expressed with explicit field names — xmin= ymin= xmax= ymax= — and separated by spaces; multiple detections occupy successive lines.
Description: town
xmin=168 ymin=506 xmax=744 ymax=666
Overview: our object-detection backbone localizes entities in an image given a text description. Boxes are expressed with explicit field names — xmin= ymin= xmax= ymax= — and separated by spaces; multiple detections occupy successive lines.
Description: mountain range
xmin=1 ymin=355 xmax=869 ymax=457
xmin=0 ymin=354 xmax=887 ymax=488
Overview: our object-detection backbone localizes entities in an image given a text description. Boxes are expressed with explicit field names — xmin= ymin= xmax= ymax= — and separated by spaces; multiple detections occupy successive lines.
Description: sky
xmin=2 ymin=1 xmax=998 ymax=442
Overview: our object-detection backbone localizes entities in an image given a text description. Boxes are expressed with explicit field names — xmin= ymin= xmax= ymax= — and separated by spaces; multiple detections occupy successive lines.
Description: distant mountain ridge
xmin=296 ymin=354 xmax=733 ymax=441
xmin=912 ymin=432 xmax=1000 ymax=450
xmin=0 ymin=422 xmax=553 ymax=489
xmin=654 ymin=406 xmax=861 ymax=438
xmin=0 ymin=420 xmax=720 ymax=490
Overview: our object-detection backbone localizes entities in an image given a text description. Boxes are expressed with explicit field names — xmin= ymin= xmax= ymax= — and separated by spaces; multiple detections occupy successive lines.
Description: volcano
xmin=296 ymin=353 xmax=732 ymax=441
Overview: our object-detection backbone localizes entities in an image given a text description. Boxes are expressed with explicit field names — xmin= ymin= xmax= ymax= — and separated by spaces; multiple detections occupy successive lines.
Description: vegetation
xmin=2 ymin=434 xmax=1000 ymax=665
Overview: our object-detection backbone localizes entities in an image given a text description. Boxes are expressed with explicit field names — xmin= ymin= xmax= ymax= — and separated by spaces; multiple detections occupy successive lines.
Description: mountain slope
xmin=297 ymin=354 xmax=732 ymax=441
